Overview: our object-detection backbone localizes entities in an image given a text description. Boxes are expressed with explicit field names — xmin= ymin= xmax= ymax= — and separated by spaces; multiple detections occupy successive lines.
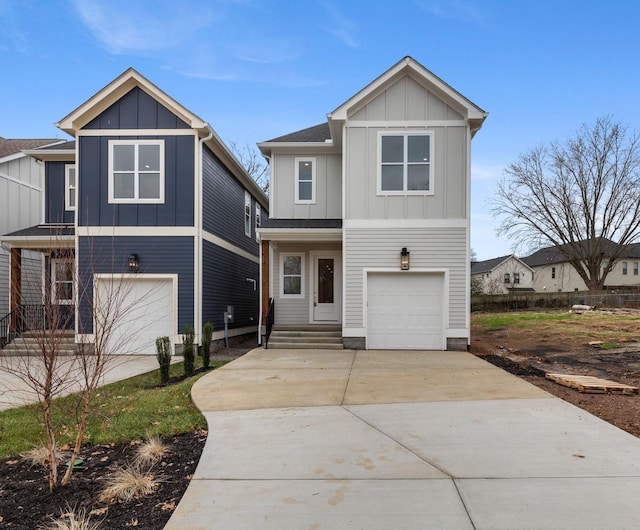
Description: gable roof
xmin=471 ymin=254 xmax=533 ymax=275
xmin=328 ymin=56 xmax=487 ymax=140
xmin=258 ymin=56 xmax=488 ymax=156
xmin=522 ymin=238 xmax=640 ymax=267
xmin=56 ymin=68 xmax=208 ymax=136
xmin=0 ymin=138 xmax=63 ymax=159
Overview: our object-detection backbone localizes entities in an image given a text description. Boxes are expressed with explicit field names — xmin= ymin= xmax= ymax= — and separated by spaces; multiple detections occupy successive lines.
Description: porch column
xmin=261 ymin=239 xmax=270 ymax=324
xmin=9 ymin=248 xmax=21 ymax=332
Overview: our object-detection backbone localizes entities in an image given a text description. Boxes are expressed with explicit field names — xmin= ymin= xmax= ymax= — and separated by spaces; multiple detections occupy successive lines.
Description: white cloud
xmin=320 ymin=3 xmax=359 ymax=48
xmin=416 ymin=0 xmax=491 ymax=28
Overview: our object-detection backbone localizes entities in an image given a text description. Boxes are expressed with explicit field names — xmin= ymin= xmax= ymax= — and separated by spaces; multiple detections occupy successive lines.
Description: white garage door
xmin=367 ymin=272 xmax=444 ymax=350
xmin=95 ymin=277 xmax=174 ymax=355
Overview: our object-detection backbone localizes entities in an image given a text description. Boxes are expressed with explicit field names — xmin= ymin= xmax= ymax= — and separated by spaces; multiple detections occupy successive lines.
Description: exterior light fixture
xmin=128 ymin=253 xmax=139 ymax=273
xmin=400 ymin=247 xmax=410 ymax=270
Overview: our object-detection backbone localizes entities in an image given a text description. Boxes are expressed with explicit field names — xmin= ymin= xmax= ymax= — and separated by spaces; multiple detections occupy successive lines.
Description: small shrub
xmin=155 ymin=336 xmax=172 ymax=385
xmin=182 ymin=325 xmax=195 ymax=377
xmin=23 ymin=446 xmax=66 ymax=468
xmin=201 ymin=322 xmax=214 ymax=369
xmin=99 ymin=466 xmax=161 ymax=503
xmin=134 ymin=436 xmax=168 ymax=467
xmin=41 ymin=506 xmax=102 ymax=530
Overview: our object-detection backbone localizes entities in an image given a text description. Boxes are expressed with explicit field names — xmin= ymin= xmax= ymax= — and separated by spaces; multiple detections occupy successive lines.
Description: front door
xmin=313 ymin=254 xmax=339 ymax=322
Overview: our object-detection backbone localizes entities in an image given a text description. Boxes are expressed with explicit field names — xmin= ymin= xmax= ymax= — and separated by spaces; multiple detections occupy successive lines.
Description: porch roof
xmin=1 ymin=224 xmax=75 ymax=249
xmin=258 ymin=219 xmax=342 ymax=242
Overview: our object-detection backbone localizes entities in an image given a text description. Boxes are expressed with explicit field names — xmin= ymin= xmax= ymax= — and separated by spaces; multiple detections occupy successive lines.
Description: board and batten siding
xmin=1 ymin=156 xmax=43 ymax=230
xmin=76 ymin=236 xmax=194 ymax=335
xmin=78 ymin=135 xmax=195 ymax=227
xmin=344 ymin=226 xmax=467 ymax=330
xmin=271 ymin=153 xmax=342 ymax=219
xmin=202 ymin=146 xmax=261 ymax=256
xmin=202 ymin=240 xmax=260 ymax=331
xmin=44 ymin=161 xmax=74 ymax=224
xmin=344 ymin=125 xmax=467 ymax=221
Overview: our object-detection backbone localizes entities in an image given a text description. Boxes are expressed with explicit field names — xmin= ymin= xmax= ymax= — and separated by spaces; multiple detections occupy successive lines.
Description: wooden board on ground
xmin=546 ymin=373 xmax=639 ymax=394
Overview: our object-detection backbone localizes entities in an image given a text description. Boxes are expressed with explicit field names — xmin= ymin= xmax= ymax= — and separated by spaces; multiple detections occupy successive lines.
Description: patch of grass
xmin=472 ymin=311 xmax=574 ymax=331
xmin=41 ymin=506 xmax=102 ymax=530
xmin=0 ymin=358 xmax=228 ymax=459
xmin=599 ymin=342 xmax=621 ymax=350
xmin=133 ymin=436 xmax=168 ymax=468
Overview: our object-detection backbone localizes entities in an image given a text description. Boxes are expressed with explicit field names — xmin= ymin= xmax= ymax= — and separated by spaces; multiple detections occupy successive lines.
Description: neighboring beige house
xmin=522 ymin=241 xmax=640 ymax=292
xmin=258 ymin=57 xmax=487 ymax=350
xmin=471 ymin=254 xmax=534 ymax=294
xmin=0 ymin=138 xmax=62 ymax=319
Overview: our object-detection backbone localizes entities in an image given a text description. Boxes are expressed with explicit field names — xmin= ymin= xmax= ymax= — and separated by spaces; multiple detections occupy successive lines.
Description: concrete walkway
xmin=166 ymin=349 xmax=640 ymax=529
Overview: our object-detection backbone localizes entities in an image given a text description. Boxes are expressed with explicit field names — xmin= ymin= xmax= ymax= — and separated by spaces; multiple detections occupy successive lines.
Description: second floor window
xmin=514 ymin=272 xmax=520 ymax=284
xmin=244 ymin=191 xmax=251 ymax=237
xmin=623 ymin=261 xmax=628 ymax=275
xmin=379 ymin=132 xmax=432 ymax=194
xmin=109 ymin=140 xmax=164 ymax=203
xmin=295 ymin=158 xmax=315 ymax=203
xmin=504 ymin=273 xmax=510 ymax=284
xmin=65 ymin=165 xmax=76 ymax=211
xmin=635 ymin=262 xmax=639 ymax=276
xmin=551 ymin=267 xmax=556 ymax=279
xmin=256 ymin=203 xmax=261 ymax=229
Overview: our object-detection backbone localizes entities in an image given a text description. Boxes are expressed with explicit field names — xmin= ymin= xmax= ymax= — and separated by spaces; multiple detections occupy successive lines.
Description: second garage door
xmin=95 ymin=276 xmax=175 ymax=355
xmin=367 ymin=272 xmax=444 ymax=350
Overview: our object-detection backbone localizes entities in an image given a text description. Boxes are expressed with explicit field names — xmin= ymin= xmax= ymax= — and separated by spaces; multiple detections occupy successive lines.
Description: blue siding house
xmin=1 ymin=69 xmax=267 ymax=354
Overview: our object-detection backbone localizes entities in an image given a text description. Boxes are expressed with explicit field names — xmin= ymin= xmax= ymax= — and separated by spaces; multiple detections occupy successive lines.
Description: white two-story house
xmin=258 ymin=57 xmax=487 ymax=350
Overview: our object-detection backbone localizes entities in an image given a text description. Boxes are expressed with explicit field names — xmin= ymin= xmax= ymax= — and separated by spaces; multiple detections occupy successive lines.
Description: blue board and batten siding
xmin=202 ymin=240 xmax=259 ymax=331
xmin=77 ymin=135 xmax=195 ymax=227
xmin=77 ymin=236 xmax=194 ymax=335
xmin=84 ymin=87 xmax=190 ymax=130
xmin=45 ymin=161 xmax=74 ymax=224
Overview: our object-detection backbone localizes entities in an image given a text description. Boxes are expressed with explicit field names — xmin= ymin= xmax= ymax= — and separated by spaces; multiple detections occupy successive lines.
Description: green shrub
xmin=201 ymin=322 xmax=213 ymax=369
xmin=155 ymin=336 xmax=172 ymax=385
xmin=182 ymin=325 xmax=195 ymax=376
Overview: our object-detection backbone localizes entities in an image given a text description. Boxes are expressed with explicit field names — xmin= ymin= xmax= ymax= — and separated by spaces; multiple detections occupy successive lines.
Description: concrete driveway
xmin=166 ymin=348 xmax=640 ymax=529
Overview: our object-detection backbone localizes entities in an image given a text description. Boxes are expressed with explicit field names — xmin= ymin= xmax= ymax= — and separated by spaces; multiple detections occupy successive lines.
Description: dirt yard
xmin=471 ymin=309 xmax=640 ymax=438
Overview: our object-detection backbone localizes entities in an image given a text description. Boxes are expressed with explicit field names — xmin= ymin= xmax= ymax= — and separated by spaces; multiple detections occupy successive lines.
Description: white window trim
xmin=255 ymin=203 xmax=261 ymax=229
xmin=244 ymin=191 xmax=252 ymax=237
xmin=51 ymin=258 xmax=74 ymax=305
xmin=295 ymin=157 xmax=316 ymax=204
xmin=108 ymin=139 xmax=165 ymax=204
xmin=280 ymin=252 xmax=305 ymax=299
xmin=377 ymin=131 xmax=434 ymax=196
xmin=65 ymin=164 xmax=76 ymax=211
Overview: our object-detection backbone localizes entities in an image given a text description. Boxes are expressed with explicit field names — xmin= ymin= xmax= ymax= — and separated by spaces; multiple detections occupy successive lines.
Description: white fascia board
xmin=1 ymin=235 xmax=75 ymax=249
xmin=22 ymin=149 xmax=75 ymax=162
xmin=56 ymin=68 xmax=207 ymax=135
xmin=257 ymin=141 xmax=338 ymax=158
xmin=257 ymin=228 xmax=343 ymax=242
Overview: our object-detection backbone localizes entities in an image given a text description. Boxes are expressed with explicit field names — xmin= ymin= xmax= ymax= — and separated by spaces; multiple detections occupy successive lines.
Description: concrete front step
xmin=1 ymin=330 xmax=77 ymax=356
xmin=267 ymin=342 xmax=344 ymax=350
xmin=269 ymin=335 xmax=343 ymax=344
xmin=273 ymin=325 xmax=341 ymax=332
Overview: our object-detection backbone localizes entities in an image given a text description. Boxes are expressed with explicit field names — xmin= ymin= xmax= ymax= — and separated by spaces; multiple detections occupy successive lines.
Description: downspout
xmin=197 ymin=124 xmax=214 ymax=347
xmin=257 ymin=154 xmax=271 ymax=345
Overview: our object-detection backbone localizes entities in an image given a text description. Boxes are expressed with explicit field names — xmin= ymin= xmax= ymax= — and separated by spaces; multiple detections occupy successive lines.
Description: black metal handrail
xmin=0 ymin=304 xmax=74 ymax=349
xmin=264 ymin=298 xmax=275 ymax=349
xmin=0 ymin=310 xmax=12 ymax=349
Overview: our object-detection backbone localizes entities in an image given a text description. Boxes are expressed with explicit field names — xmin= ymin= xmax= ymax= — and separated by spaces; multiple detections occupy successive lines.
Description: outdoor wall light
xmin=400 ymin=247 xmax=410 ymax=270
xmin=128 ymin=253 xmax=140 ymax=273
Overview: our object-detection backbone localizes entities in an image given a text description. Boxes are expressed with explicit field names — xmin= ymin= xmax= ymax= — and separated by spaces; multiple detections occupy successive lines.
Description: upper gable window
xmin=108 ymin=140 xmax=164 ymax=203
xmin=65 ymin=165 xmax=76 ymax=211
xmin=378 ymin=132 xmax=433 ymax=194
xmin=244 ymin=191 xmax=251 ymax=237
xmin=295 ymin=158 xmax=316 ymax=204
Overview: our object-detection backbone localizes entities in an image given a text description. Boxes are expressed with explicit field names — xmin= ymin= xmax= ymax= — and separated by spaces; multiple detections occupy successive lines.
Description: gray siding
xmin=77 ymin=236 xmax=194 ymax=334
xmin=202 ymin=146 xmax=260 ymax=256
xmin=45 ymin=161 xmax=74 ymax=224
xmin=202 ymin=240 xmax=260 ymax=331
xmin=344 ymin=125 xmax=467 ymax=221
xmin=0 ymin=155 xmax=43 ymax=232
xmin=77 ymin=135 xmax=195 ymax=227
xmin=344 ymin=226 xmax=467 ymax=329
xmin=271 ymin=241 xmax=342 ymax=325
xmin=84 ymin=87 xmax=190 ymax=130
xmin=271 ymin=153 xmax=342 ymax=219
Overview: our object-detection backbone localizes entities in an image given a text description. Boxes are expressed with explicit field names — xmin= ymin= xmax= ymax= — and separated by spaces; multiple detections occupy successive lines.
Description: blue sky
xmin=2 ymin=0 xmax=639 ymax=260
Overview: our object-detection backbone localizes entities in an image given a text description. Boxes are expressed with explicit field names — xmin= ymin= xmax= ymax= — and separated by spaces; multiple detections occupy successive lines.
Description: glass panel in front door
xmin=318 ymin=259 xmax=334 ymax=304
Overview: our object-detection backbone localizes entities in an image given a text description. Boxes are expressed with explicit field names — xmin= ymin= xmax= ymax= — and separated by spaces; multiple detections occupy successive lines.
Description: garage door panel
xmin=367 ymin=273 xmax=444 ymax=350
xmin=96 ymin=277 xmax=174 ymax=355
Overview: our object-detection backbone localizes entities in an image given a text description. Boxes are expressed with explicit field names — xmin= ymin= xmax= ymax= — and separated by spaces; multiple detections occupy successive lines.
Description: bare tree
xmin=0 ymin=233 xmax=162 ymax=489
xmin=492 ymin=116 xmax=640 ymax=290
xmin=229 ymin=141 xmax=270 ymax=193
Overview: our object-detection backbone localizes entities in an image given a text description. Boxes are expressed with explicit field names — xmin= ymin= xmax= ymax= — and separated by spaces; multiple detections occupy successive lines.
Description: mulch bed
xmin=0 ymin=430 xmax=207 ymax=529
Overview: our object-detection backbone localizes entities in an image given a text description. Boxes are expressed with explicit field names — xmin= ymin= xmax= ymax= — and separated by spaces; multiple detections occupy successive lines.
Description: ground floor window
xmin=52 ymin=259 xmax=74 ymax=304
xmin=280 ymin=253 xmax=304 ymax=297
